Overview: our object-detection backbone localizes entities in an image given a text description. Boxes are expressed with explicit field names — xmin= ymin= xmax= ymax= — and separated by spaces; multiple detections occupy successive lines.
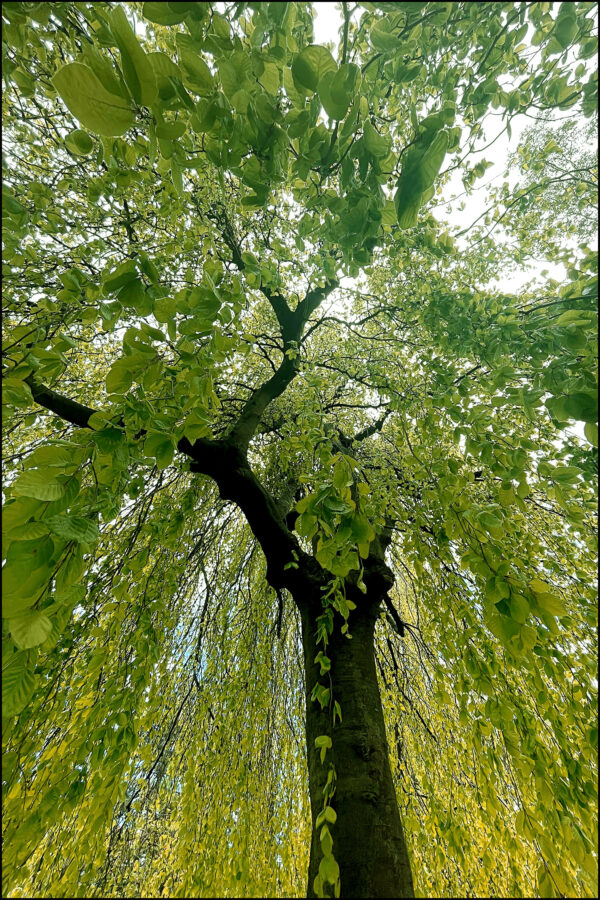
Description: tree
xmin=2 ymin=2 xmax=597 ymax=898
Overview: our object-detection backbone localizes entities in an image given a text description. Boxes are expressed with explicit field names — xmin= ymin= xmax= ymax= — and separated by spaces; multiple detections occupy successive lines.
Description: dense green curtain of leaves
xmin=2 ymin=2 xmax=597 ymax=898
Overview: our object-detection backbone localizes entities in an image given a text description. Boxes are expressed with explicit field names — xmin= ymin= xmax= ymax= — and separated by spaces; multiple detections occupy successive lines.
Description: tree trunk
xmin=296 ymin=592 xmax=414 ymax=899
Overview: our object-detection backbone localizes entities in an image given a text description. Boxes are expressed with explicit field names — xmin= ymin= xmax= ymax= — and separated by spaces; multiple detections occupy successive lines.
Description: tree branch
xmin=226 ymin=278 xmax=338 ymax=452
xmin=208 ymin=202 xmax=292 ymax=333
xmin=338 ymin=408 xmax=391 ymax=449
xmin=341 ymin=2 xmax=350 ymax=65
xmin=26 ymin=376 xmax=98 ymax=428
xmin=25 ymin=375 xmax=325 ymax=596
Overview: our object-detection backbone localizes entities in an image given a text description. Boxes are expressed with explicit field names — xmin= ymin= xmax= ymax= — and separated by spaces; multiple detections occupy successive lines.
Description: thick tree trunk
xmin=296 ymin=592 xmax=414 ymax=899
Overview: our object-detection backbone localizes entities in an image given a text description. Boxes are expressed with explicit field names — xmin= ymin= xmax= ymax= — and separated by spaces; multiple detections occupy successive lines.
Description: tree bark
xmin=295 ymin=589 xmax=414 ymax=899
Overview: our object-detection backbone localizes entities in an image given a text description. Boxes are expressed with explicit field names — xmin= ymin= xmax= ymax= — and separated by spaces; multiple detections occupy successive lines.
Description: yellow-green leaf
xmin=2 ymin=653 xmax=37 ymax=715
xmin=11 ymin=470 xmax=65 ymax=501
xmin=52 ymin=63 xmax=134 ymax=136
xmin=176 ymin=33 xmax=213 ymax=95
xmin=108 ymin=5 xmax=157 ymax=106
xmin=292 ymin=45 xmax=336 ymax=93
xmin=9 ymin=610 xmax=53 ymax=649
xmin=65 ymin=128 xmax=95 ymax=156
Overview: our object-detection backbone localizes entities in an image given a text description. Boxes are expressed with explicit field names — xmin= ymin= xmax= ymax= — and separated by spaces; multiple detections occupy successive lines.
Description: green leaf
xmin=118 ymin=277 xmax=150 ymax=310
xmin=419 ymin=129 xmax=449 ymax=188
xmin=2 ymin=560 xmax=52 ymax=616
xmin=2 ymin=653 xmax=37 ymax=716
xmin=520 ymin=623 xmax=537 ymax=652
xmin=487 ymin=612 xmax=521 ymax=646
xmin=295 ymin=495 xmax=313 ymax=514
xmin=55 ymin=545 xmax=85 ymax=594
xmin=297 ymin=512 xmax=318 ymax=539
xmin=551 ymin=465 xmax=583 ymax=483
xmin=5 ymin=534 xmax=54 ymax=569
xmin=363 ymin=121 xmax=391 ymax=158
xmin=92 ymin=427 xmax=125 ymax=453
xmin=108 ymin=5 xmax=157 ymax=106
xmin=52 ymin=63 xmax=134 ymax=136
xmin=176 ymin=33 xmax=213 ymax=95
xmin=5 ymin=521 xmax=50 ymax=541
xmin=106 ymin=359 xmax=134 ymax=394
xmin=544 ymin=395 xmax=570 ymax=423
xmin=584 ymin=422 xmax=598 ymax=446
xmin=188 ymin=289 xmax=221 ymax=321
xmin=314 ymin=651 xmax=331 ymax=674
xmin=23 ymin=446 xmax=74 ymax=468
xmin=357 ymin=540 xmax=370 ymax=559
xmin=485 ymin=576 xmax=510 ymax=602
xmin=9 ymin=610 xmax=53 ymax=649
xmin=555 ymin=309 xmax=594 ymax=326
xmin=79 ymin=43 xmax=129 ymax=100
xmin=509 ymin=594 xmax=530 ymax=625
xmin=553 ymin=11 xmax=577 ymax=50
xmin=323 ymin=497 xmax=353 ymax=516
xmin=147 ymin=51 xmax=183 ymax=99
xmin=156 ymin=120 xmax=187 ymax=139
xmin=320 ymin=824 xmax=333 ymax=856
xmin=143 ymin=2 xmax=188 ymax=25
xmin=46 ymin=515 xmax=99 ymax=544
xmin=323 ymin=805 xmax=337 ymax=824
xmin=534 ymin=592 xmax=566 ymax=617
xmin=478 ymin=510 xmax=503 ymax=532
xmin=144 ymin=432 xmax=175 ymax=469
xmin=395 ymin=192 xmax=422 ymax=229
xmin=260 ymin=61 xmax=280 ymax=95
xmin=319 ymin=854 xmax=340 ymax=885
xmin=318 ymin=77 xmax=350 ymax=121
xmin=103 ymin=259 xmax=138 ymax=294
xmin=65 ymin=129 xmax=95 ymax=156
xmin=370 ymin=17 xmax=401 ymax=51
xmin=153 ymin=295 xmax=177 ymax=323
xmin=3 ymin=377 xmax=33 ymax=406
xmin=12 ymin=470 xmax=65 ymax=501
xmin=350 ymin=513 xmax=375 ymax=544
xmin=139 ymin=254 xmax=160 ymax=284
xmin=218 ymin=51 xmax=251 ymax=100
xmin=563 ymin=392 xmax=597 ymax=423
xmin=292 ymin=45 xmax=337 ymax=93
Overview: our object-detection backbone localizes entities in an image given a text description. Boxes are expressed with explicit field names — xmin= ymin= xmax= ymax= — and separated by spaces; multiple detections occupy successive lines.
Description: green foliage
xmin=2 ymin=1 xmax=597 ymax=898
xmin=52 ymin=63 xmax=135 ymax=136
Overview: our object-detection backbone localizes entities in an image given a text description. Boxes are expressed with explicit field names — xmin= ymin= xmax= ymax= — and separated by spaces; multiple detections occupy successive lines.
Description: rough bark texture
xmin=296 ymin=590 xmax=415 ymax=899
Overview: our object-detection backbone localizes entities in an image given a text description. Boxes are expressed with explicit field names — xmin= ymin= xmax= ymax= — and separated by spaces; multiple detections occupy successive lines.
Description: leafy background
xmin=2 ymin=2 xmax=597 ymax=897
